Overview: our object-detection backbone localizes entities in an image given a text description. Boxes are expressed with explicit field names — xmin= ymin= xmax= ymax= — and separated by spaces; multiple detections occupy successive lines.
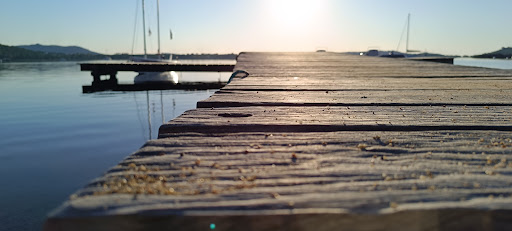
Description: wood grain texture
xmin=159 ymin=106 xmax=512 ymax=135
xmin=198 ymin=90 xmax=512 ymax=108
xmin=224 ymin=77 xmax=512 ymax=91
xmin=47 ymin=131 xmax=512 ymax=230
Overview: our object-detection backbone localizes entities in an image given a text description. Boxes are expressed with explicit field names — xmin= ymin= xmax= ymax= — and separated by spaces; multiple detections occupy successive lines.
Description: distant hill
xmin=473 ymin=47 xmax=512 ymax=59
xmin=16 ymin=44 xmax=101 ymax=55
xmin=0 ymin=43 xmax=104 ymax=62
xmin=1 ymin=43 xmax=237 ymax=62
xmin=0 ymin=44 xmax=55 ymax=61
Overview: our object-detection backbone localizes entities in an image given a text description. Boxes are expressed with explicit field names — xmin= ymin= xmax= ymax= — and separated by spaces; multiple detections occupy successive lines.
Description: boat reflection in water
xmin=136 ymin=90 xmax=177 ymax=140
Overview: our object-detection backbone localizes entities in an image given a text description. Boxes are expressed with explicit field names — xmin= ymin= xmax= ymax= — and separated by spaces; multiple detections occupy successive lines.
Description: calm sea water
xmin=0 ymin=57 xmax=510 ymax=231
xmin=454 ymin=57 xmax=512 ymax=69
xmin=0 ymin=61 xmax=233 ymax=231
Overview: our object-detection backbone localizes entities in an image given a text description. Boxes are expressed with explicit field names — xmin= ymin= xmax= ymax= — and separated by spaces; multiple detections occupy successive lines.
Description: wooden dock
xmin=80 ymin=62 xmax=235 ymax=73
xmin=46 ymin=52 xmax=512 ymax=230
xmin=80 ymin=62 xmax=235 ymax=93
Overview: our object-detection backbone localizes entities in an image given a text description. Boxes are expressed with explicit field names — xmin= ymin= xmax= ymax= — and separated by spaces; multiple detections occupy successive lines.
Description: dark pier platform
xmin=406 ymin=56 xmax=455 ymax=64
xmin=80 ymin=62 xmax=235 ymax=93
xmin=47 ymin=53 xmax=512 ymax=230
xmin=82 ymin=82 xmax=227 ymax=93
xmin=80 ymin=62 xmax=235 ymax=73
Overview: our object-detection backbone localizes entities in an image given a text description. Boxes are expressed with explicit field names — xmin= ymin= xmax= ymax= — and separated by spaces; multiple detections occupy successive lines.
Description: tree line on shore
xmin=0 ymin=44 xmax=237 ymax=62
xmin=2 ymin=43 xmax=511 ymax=62
xmin=472 ymin=47 xmax=512 ymax=59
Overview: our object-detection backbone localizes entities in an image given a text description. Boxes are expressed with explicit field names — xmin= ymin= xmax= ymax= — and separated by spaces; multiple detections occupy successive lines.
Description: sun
xmin=266 ymin=0 xmax=326 ymax=29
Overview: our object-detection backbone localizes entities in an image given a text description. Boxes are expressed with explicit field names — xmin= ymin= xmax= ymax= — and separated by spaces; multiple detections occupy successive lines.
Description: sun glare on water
xmin=171 ymin=71 xmax=179 ymax=84
xmin=265 ymin=0 xmax=327 ymax=29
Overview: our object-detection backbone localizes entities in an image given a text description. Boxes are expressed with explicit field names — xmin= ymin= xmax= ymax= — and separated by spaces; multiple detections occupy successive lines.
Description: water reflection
xmin=454 ymin=57 xmax=512 ymax=69
xmin=0 ymin=61 xmax=219 ymax=231
xmin=114 ymin=89 xmax=209 ymax=140
xmin=0 ymin=61 xmax=78 ymax=77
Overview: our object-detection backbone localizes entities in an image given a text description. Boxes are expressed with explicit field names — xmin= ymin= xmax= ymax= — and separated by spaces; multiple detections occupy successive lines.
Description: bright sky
xmin=1 ymin=0 xmax=511 ymax=56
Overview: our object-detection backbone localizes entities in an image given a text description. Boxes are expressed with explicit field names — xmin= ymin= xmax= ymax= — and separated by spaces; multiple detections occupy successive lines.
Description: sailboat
xmin=393 ymin=13 xmax=421 ymax=56
xmin=379 ymin=13 xmax=420 ymax=58
xmin=404 ymin=13 xmax=420 ymax=54
xmin=131 ymin=0 xmax=178 ymax=84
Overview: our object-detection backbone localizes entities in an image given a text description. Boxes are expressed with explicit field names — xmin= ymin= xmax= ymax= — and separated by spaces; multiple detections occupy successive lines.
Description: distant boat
xmin=380 ymin=51 xmax=405 ymax=58
xmin=404 ymin=13 xmax=420 ymax=54
xmin=315 ymin=47 xmax=327 ymax=52
xmin=131 ymin=0 xmax=176 ymax=84
xmin=366 ymin=49 xmax=379 ymax=56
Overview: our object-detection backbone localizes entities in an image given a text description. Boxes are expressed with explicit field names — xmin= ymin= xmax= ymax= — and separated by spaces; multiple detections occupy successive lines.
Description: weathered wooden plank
xmin=231 ymin=69 xmax=512 ymax=78
xmin=198 ymin=90 xmax=512 ymax=108
xmin=158 ymin=106 xmax=512 ymax=135
xmin=46 ymin=131 xmax=512 ymax=230
xmin=224 ymin=77 xmax=512 ymax=91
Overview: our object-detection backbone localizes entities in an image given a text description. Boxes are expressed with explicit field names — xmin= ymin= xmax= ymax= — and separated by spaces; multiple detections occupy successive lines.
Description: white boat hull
xmin=134 ymin=71 xmax=178 ymax=84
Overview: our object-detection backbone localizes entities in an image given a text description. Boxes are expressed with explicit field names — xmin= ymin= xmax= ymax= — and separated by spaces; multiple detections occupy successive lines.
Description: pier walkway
xmin=47 ymin=52 xmax=512 ymax=230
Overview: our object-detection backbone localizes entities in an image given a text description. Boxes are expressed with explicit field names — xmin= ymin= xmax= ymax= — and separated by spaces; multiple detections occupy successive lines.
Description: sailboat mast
xmin=406 ymin=13 xmax=410 ymax=53
xmin=157 ymin=0 xmax=161 ymax=56
xmin=142 ymin=0 xmax=147 ymax=58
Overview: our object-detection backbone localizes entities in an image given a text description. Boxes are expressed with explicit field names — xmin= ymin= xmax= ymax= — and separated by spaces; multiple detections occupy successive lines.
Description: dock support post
xmin=91 ymin=71 xmax=118 ymax=86
xmin=109 ymin=72 xmax=118 ymax=85
xmin=91 ymin=72 xmax=101 ymax=86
